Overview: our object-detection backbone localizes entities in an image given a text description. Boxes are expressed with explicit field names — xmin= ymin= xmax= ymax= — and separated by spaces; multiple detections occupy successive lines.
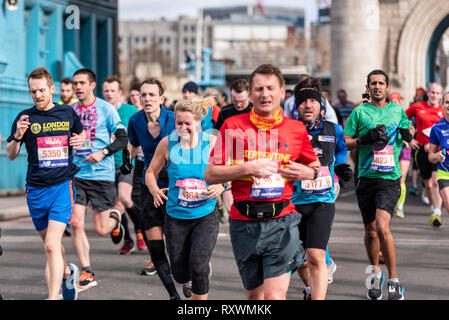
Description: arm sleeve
xmin=334 ymin=123 xmax=348 ymax=165
xmin=105 ymin=128 xmax=128 ymax=155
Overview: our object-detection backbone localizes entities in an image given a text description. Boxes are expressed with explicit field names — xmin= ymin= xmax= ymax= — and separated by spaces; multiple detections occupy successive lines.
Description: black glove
xmin=359 ymin=124 xmax=386 ymax=145
xmin=120 ymin=148 xmax=133 ymax=175
xmin=370 ymin=125 xmax=390 ymax=151
xmin=334 ymin=163 xmax=353 ymax=182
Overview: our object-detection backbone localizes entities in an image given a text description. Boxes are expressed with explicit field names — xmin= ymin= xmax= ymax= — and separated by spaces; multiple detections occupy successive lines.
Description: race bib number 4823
xmin=369 ymin=145 xmax=395 ymax=172
xmin=37 ymin=135 xmax=69 ymax=168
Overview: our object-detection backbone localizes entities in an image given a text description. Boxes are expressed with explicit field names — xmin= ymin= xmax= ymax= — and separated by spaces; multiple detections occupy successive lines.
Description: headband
xmin=295 ymin=89 xmax=323 ymax=109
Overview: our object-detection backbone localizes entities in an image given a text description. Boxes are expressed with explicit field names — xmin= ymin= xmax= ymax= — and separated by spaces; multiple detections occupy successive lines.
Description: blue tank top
xmin=166 ymin=131 xmax=216 ymax=219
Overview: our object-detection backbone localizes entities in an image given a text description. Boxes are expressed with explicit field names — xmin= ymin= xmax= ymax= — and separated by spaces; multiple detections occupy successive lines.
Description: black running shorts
xmin=141 ymin=186 xmax=166 ymax=230
xmin=74 ymin=177 xmax=116 ymax=211
xmin=295 ymin=202 xmax=335 ymax=250
xmin=356 ymin=178 xmax=401 ymax=224
xmin=416 ymin=148 xmax=437 ymax=180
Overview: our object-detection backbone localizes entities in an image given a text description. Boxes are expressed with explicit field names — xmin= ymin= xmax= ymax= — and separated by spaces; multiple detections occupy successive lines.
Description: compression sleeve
xmin=104 ymin=128 xmax=128 ymax=155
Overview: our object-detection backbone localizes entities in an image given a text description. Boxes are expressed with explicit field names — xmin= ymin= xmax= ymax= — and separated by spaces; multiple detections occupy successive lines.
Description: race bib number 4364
xmin=176 ymin=178 xmax=209 ymax=208
xmin=37 ymin=135 xmax=69 ymax=168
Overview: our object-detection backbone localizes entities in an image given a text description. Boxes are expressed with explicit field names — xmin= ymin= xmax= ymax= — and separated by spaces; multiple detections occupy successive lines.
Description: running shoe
xmin=118 ymin=240 xmax=135 ymax=255
xmin=140 ymin=260 xmax=157 ymax=276
xmin=62 ymin=263 xmax=79 ymax=300
xmin=396 ymin=207 xmax=405 ymax=218
xmin=388 ymin=280 xmax=405 ymax=300
xmin=136 ymin=232 xmax=146 ymax=250
xmin=421 ymin=192 xmax=430 ymax=205
xmin=429 ymin=213 xmax=442 ymax=227
xmin=183 ymin=281 xmax=192 ymax=298
xmin=408 ymin=186 xmax=418 ymax=196
xmin=77 ymin=270 xmax=97 ymax=291
xmin=367 ymin=272 xmax=384 ymax=300
xmin=303 ymin=289 xmax=312 ymax=300
xmin=327 ymin=258 xmax=337 ymax=284
xmin=110 ymin=210 xmax=124 ymax=244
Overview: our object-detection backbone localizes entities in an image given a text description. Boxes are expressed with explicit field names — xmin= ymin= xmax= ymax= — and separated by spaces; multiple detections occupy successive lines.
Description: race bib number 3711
xmin=37 ymin=135 xmax=69 ymax=168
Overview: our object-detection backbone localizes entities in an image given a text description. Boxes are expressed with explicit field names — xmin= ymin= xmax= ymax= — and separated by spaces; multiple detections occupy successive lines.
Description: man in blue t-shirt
xmin=127 ymin=78 xmax=180 ymax=300
xmin=6 ymin=67 xmax=85 ymax=300
xmin=70 ymin=68 xmax=128 ymax=291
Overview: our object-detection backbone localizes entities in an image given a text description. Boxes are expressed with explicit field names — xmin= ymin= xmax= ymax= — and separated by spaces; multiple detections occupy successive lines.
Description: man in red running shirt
xmin=406 ymin=83 xmax=444 ymax=226
xmin=205 ymin=64 xmax=320 ymax=300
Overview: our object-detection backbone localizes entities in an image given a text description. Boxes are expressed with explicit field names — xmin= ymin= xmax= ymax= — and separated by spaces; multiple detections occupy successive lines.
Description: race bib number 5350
xmin=37 ymin=135 xmax=69 ymax=168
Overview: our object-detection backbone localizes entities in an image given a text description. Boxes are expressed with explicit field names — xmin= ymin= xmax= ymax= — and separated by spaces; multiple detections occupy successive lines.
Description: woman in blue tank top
xmin=146 ymin=98 xmax=224 ymax=300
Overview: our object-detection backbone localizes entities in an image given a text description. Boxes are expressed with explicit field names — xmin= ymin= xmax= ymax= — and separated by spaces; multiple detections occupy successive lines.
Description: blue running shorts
xmin=26 ymin=180 xmax=75 ymax=232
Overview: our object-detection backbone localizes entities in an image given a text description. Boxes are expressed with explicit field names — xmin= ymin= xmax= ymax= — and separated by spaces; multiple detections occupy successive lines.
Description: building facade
xmin=0 ymin=0 xmax=117 ymax=193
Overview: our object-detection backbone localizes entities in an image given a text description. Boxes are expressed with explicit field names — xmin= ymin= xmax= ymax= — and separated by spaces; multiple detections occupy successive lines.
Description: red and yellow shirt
xmin=209 ymin=112 xmax=317 ymax=221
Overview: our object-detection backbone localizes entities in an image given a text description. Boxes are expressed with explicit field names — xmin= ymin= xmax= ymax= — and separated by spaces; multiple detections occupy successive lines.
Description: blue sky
xmin=118 ymin=0 xmax=319 ymax=26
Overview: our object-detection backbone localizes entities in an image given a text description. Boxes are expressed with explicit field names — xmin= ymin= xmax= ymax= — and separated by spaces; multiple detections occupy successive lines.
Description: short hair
xmin=230 ymin=79 xmax=250 ymax=93
xmin=337 ymin=89 xmax=347 ymax=96
xmin=367 ymin=69 xmax=389 ymax=86
xmin=427 ymin=82 xmax=442 ymax=92
xmin=250 ymin=64 xmax=285 ymax=89
xmin=294 ymin=77 xmax=322 ymax=93
xmin=129 ymin=82 xmax=141 ymax=93
xmin=60 ymin=78 xmax=73 ymax=86
xmin=103 ymin=75 xmax=122 ymax=90
xmin=27 ymin=67 xmax=54 ymax=87
xmin=73 ymin=68 xmax=96 ymax=83
xmin=140 ymin=78 xmax=165 ymax=96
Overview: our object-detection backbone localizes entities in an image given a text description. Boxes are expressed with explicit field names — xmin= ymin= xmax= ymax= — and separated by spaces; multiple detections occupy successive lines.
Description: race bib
xmin=176 ymin=178 xmax=209 ymax=208
xmin=75 ymin=130 xmax=92 ymax=156
xmin=369 ymin=145 xmax=395 ymax=172
xmin=37 ymin=135 xmax=69 ymax=168
xmin=301 ymin=166 xmax=332 ymax=194
xmin=422 ymin=127 xmax=432 ymax=138
xmin=250 ymin=173 xmax=285 ymax=199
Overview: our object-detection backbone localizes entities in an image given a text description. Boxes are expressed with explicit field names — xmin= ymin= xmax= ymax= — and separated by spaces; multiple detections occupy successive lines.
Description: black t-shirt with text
xmin=7 ymin=104 xmax=84 ymax=187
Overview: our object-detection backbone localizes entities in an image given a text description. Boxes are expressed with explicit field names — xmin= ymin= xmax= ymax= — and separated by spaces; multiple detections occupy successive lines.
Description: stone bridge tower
xmin=331 ymin=0 xmax=449 ymax=106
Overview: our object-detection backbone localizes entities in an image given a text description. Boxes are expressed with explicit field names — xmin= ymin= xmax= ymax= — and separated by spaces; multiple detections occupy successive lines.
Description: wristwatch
xmin=312 ymin=168 xmax=320 ymax=180
xmin=222 ymin=182 xmax=229 ymax=190
xmin=102 ymin=148 xmax=110 ymax=156
xmin=13 ymin=136 xmax=22 ymax=143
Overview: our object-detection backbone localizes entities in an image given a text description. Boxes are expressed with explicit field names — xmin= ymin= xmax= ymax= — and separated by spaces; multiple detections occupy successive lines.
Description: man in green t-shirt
xmin=344 ymin=70 xmax=414 ymax=301
xmin=102 ymin=76 xmax=144 ymax=255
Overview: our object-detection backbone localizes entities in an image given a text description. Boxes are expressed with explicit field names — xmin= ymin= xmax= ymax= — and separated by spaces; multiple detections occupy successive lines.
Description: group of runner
xmin=6 ymin=62 xmax=449 ymax=301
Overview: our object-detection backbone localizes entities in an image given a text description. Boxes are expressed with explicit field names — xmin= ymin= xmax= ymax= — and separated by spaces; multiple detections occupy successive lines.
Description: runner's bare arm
xmin=128 ymin=143 xmax=139 ymax=161
xmin=278 ymin=159 xmax=321 ymax=181
xmin=344 ymin=134 xmax=359 ymax=150
xmin=7 ymin=115 xmax=30 ymax=160
xmin=145 ymin=137 xmax=169 ymax=207
xmin=205 ymin=158 xmax=279 ymax=185
xmin=428 ymin=143 xmax=445 ymax=164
